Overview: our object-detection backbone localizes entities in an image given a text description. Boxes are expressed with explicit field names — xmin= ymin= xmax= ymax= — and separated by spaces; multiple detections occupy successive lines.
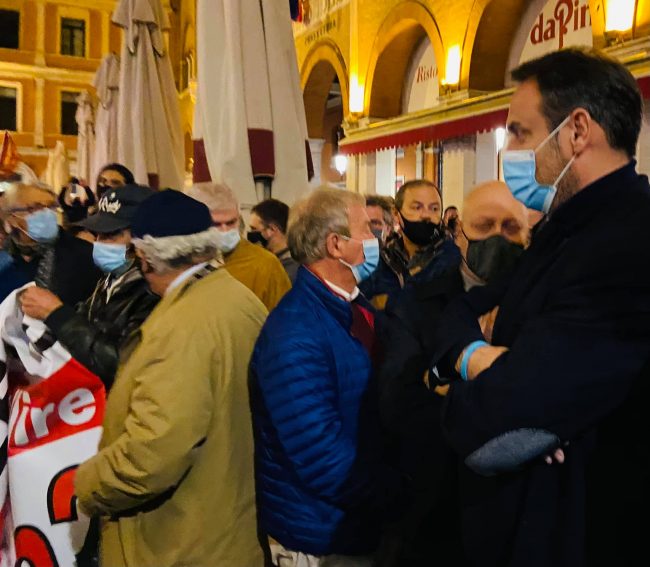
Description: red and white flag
xmin=0 ymin=287 xmax=105 ymax=566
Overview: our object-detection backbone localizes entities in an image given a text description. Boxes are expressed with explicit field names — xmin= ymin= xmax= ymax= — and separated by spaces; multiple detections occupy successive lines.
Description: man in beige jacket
xmin=75 ymin=190 xmax=267 ymax=567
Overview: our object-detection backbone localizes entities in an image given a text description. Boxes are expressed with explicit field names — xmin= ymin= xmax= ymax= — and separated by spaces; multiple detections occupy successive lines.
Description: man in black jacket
xmin=0 ymin=182 xmax=102 ymax=304
xmin=431 ymin=48 xmax=650 ymax=567
xmin=377 ymin=181 xmax=529 ymax=567
xmin=20 ymin=184 xmax=158 ymax=388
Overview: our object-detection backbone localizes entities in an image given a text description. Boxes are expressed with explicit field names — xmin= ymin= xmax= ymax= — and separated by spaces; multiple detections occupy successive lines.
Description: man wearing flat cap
xmin=21 ymin=184 xmax=159 ymax=387
xmin=74 ymin=190 xmax=267 ymax=567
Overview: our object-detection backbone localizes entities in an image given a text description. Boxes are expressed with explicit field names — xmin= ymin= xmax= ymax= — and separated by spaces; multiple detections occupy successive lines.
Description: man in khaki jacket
xmin=75 ymin=190 xmax=267 ymax=567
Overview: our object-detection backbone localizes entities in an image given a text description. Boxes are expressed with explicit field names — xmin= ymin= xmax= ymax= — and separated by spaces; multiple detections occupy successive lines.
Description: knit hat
xmin=131 ymin=189 xmax=212 ymax=239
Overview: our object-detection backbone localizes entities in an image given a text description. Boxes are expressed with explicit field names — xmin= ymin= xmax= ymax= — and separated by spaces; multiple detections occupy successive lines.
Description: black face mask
xmin=466 ymin=234 xmax=524 ymax=283
xmin=399 ymin=213 xmax=444 ymax=247
xmin=247 ymin=230 xmax=268 ymax=248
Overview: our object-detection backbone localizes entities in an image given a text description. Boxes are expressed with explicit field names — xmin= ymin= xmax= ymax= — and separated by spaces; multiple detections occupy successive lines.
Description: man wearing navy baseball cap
xmin=74 ymin=190 xmax=267 ymax=567
xmin=20 ymin=184 xmax=159 ymax=386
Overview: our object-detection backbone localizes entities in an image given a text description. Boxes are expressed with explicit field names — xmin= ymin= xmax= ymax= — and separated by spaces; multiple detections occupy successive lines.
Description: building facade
xmin=291 ymin=0 xmax=650 ymax=209
xmin=0 ymin=0 xmax=126 ymax=177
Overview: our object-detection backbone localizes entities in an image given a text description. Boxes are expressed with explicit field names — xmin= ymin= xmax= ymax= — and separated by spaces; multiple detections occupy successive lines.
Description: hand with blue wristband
xmin=457 ymin=341 xmax=509 ymax=381
xmin=460 ymin=341 xmax=489 ymax=380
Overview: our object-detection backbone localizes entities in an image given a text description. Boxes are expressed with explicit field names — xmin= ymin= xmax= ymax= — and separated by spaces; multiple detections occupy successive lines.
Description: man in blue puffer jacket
xmin=250 ymin=188 xmax=406 ymax=567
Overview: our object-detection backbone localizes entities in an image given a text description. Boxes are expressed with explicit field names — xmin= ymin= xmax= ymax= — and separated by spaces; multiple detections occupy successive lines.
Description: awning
xmin=341 ymin=76 xmax=650 ymax=157
xmin=340 ymin=108 xmax=508 ymax=156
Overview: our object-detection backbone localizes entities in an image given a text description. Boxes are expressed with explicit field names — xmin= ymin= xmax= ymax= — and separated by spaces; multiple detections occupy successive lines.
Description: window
xmin=60 ymin=18 xmax=85 ymax=57
xmin=60 ymin=91 xmax=78 ymax=135
xmin=0 ymin=87 xmax=17 ymax=131
xmin=0 ymin=10 xmax=20 ymax=49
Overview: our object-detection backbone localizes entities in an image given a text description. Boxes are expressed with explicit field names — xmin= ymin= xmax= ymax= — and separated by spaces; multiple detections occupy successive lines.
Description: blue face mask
xmin=502 ymin=116 xmax=575 ymax=213
xmin=26 ymin=208 xmax=59 ymax=243
xmin=215 ymin=229 xmax=241 ymax=253
xmin=340 ymin=237 xmax=380 ymax=284
xmin=93 ymin=242 xmax=128 ymax=273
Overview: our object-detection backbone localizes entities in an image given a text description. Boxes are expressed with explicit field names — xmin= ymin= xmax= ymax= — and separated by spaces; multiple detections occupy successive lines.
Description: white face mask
xmin=215 ymin=229 xmax=241 ymax=253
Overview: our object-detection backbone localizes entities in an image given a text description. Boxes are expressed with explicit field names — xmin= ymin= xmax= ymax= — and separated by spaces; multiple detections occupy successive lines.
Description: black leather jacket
xmin=45 ymin=263 xmax=159 ymax=388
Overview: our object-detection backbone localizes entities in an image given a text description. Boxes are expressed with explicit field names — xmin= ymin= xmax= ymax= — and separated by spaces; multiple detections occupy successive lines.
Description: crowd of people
xmin=1 ymin=47 xmax=649 ymax=567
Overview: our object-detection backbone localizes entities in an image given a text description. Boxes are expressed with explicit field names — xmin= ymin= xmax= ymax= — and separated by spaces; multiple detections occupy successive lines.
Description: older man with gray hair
xmin=250 ymin=187 xmax=405 ymax=567
xmin=0 ymin=181 xmax=101 ymax=303
xmin=75 ymin=190 xmax=267 ymax=567
xmin=187 ymin=182 xmax=291 ymax=311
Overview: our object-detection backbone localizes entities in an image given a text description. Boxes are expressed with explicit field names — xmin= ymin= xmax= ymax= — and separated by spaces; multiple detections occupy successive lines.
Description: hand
xmin=478 ymin=307 xmax=499 ymax=343
xmin=544 ymin=442 xmax=569 ymax=465
xmin=456 ymin=345 xmax=509 ymax=381
xmin=544 ymin=449 xmax=565 ymax=465
xmin=19 ymin=287 xmax=63 ymax=320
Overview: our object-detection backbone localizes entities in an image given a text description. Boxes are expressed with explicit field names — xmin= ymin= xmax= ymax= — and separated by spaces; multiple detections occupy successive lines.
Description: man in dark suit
xmin=0 ymin=182 xmax=101 ymax=304
xmin=431 ymin=48 xmax=650 ymax=567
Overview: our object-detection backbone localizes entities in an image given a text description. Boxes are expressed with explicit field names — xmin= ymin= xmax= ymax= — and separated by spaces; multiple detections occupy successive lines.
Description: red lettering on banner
xmin=8 ymin=358 xmax=105 ymax=454
xmin=47 ymin=466 xmax=79 ymax=525
xmin=14 ymin=525 xmax=59 ymax=567
xmin=530 ymin=0 xmax=591 ymax=48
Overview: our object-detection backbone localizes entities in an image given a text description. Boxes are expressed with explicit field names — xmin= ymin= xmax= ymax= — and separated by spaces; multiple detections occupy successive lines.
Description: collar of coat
xmin=296 ymin=266 xmax=374 ymax=330
xmin=547 ymin=160 xmax=641 ymax=235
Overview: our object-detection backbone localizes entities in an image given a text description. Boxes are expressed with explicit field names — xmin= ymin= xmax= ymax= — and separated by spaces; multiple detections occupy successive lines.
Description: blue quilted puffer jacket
xmin=250 ymin=267 xmax=402 ymax=556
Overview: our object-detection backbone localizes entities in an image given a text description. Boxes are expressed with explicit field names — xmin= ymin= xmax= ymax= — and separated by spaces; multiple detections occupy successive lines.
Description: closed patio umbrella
xmin=113 ymin=0 xmax=184 ymax=190
xmin=193 ymin=0 xmax=312 ymax=206
xmin=75 ymin=90 xmax=94 ymax=185
xmin=43 ymin=141 xmax=70 ymax=194
xmin=92 ymin=53 xmax=120 ymax=189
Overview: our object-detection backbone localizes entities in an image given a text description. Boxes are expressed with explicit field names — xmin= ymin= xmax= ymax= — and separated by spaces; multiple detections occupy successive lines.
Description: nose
xmin=420 ymin=209 xmax=437 ymax=222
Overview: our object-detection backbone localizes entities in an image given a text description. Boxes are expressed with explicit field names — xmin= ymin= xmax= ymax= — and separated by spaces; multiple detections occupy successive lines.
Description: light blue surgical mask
xmin=215 ymin=229 xmax=241 ymax=253
xmin=26 ymin=208 xmax=59 ymax=243
xmin=339 ymin=236 xmax=380 ymax=284
xmin=93 ymin=242 xmax=128 ymax=273
xmin=502 ymin=116 xmax=575 ymax=213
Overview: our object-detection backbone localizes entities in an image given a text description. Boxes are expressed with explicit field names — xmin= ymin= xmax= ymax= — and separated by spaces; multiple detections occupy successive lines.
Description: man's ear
xmin=568 ymin=107 xmax=591 ymax=155
xmin=325 ymin=232 xmax=345 ymax=259
xmin=137 ymin=254 xmax=154 ymax=275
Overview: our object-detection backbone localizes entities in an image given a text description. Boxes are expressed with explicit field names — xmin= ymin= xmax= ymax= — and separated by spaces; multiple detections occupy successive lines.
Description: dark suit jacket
xmin=4 ymin=229 xmax=102 ymax=306
xmin=431 ymin=162 xmax=650 ymax=567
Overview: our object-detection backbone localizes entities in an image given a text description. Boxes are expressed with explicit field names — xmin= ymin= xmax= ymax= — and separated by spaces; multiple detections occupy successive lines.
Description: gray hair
xmin=133 ymin=228 xmax=222 ymax=274
xmin=0 ymin=182 xmax=56 ymax=211
xmin=186 ymin=182 xmax=239 ymax=212
xmin=288 ymin=187 xmax=365 ymax=264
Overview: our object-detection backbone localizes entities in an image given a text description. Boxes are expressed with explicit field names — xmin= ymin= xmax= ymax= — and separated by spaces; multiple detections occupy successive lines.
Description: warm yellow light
xmin=349 ymin=76 xmax=364 ymax=113
xmin=443 ymin=45 xmax=461 ymax=86
xmin=605 ymin=0 xmax=636 ymax=32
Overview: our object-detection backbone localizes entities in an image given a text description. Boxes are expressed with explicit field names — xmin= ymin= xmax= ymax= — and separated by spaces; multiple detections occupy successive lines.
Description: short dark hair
xmin=444 ymin=206 xmax=458 ymax=214
xmin=395 ymin=179 xmax=441 ymax=211
xmin=251 ymin=198 xmax=290 ymax=234
xmin=511 ymin=48 xmax=642 ymax=158
xmin=99 ymin=163 xmax=135 ymax=185
xmin=365 ymin=195 xmax=394 ymax=225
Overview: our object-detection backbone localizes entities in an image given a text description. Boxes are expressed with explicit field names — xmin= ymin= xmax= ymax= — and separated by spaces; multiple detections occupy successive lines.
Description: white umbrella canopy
xmin=113 ymin=0 xmax=184 ymax=190
xmin=43 ymin=141 xmax=70 ymax=194
xmin=75 ymin=90 xmax=95 ymax=185
xmin=92 ymin=53 xmax=120 ymax=189
xmin=194 ymin=0 xmax=312 ymax=207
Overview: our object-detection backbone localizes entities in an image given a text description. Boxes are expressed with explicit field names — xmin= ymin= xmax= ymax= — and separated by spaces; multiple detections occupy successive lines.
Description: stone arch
xmin=465 ymin=0 xmax=529 ymax=92
xmin=466 ymin=0 xmax=609 ymax=92
xmin=365 ymin=1 xmax=445 ymax=119
xmin=300 ymin=41 xmax=349 ymax=138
